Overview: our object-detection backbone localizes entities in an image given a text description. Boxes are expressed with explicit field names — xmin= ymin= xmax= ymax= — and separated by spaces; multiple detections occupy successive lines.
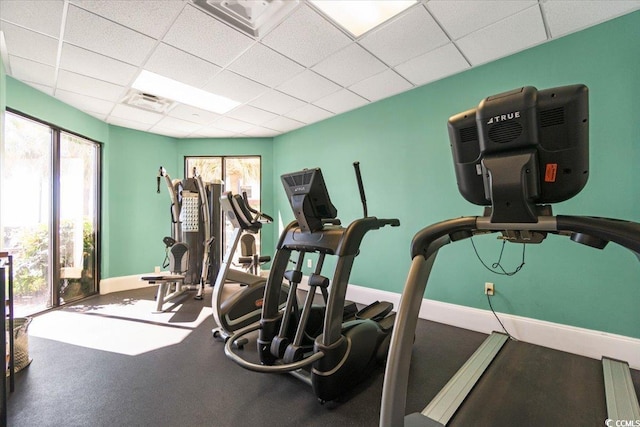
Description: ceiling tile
xmin=241 ymin=126 xmax=280 ymax=137
xmin=227 ymin=43 xmax=305 ymax=88
xmin=0 ymin=0 xmax=64 ymax=37
xmin=163 ymin=4 xmax=254 ymax=67
xmin=64 ymin=5 xmax=156 ymax=66
xmin=249 ymin=90 xmax=306 ymax=115
xmin=262 ymin=116 xmax=305 ymax=133
xmin=8 ymin=56 xmax=56 ymax=87
xmin=23 ymin=82 xmax=55 ymax=96
xmin=166 ymin=104 xmax=220 ymax=125
xmin=147 ymin=126 xmax=185 ymax=138
xmin=226 ymin=105 xmax=279 ymax=126
xmin=542 ymin=0 xmax=640 ymax=37
xmin=202 ymin=70 xmax=268 ymax=103
xmin=70 ymin=0 xmax=186 ymax=39
xmin=190 ymin=127 xmax=237 ymax=138
xmin=3 ymin=0 xmax=639 ymax=139
xmin=85 ymin=110 xmax=107 ymax=121
xmin=285 ymin=104 xmax=333 ymax=124
xmin=395 ymin=43 xmax=469 ymax=86
xmin=107 ymin=116 xmax=152 ymax=132
xmin=55 ymin=89 xmax=115 ymax=115
xmin=313 ymin=89 xmax=368 ymax=114
xmin=261 ymin=4 xmax=352 ymax=67
xmin=212 ymin=117 xmax=254 ymax=133
xmin=0 ymin=22 xmax=58 ymax=65
xmin=109 ymin=104 xmax=164 ymax=125
xmin=276 ymin=70 xmax=341 ymax=103
xmin=144 ymin=43 xmax=222 ymax=89
xmin=312 ymin=43 xmax=387 ymax=87
xmin=456 ymin=6 xmax=547 ymax=66
xmin=152 ymin=116 xmax=203 ymax=133
xmin=57 ymin=70 xmax=125 ymax=102
xmin=359 ymin=5 xmax=449 ymax=66
xmin=427 ymin=0 xmax=538 ymax=39
xmin=349 ymin=69 xmax=413 ymax=102
xmin=59 ymin=43 xmax=139 ymax=86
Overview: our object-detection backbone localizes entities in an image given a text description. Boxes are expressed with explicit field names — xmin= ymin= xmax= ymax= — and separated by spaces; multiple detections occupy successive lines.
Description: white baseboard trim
xmin=102 ymin=274 xmax=640 ymax=369
xmin=301 ymin=280 xmax=640 ymax=370
xmin=100 ymin=273 xmax=156 ymax=295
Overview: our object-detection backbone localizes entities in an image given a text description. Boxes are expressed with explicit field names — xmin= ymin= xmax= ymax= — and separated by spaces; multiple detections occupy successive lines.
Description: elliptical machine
xmin=225 ymin=163 xmax=400 ymax=403
xmin=211 ymin=191 xmax=288 ymax=348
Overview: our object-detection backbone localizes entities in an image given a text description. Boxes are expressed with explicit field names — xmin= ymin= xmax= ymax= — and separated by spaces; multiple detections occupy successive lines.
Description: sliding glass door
xmin=59 ymin=132 xmax=99 ymax=304
xmin=1 ymin=111 xmax=100 ymax=316
xmin=1 ymin=113 xmax=53 ymax=315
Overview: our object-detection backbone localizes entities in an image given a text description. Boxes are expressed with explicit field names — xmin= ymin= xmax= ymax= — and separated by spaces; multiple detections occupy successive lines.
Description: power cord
xmin=486 ymin=293 xmax=516 ymax=340
xmin=471 ymin=236 xmax=522 ymax=340
xmin=470 ymin=237 xmax=526 ymax=276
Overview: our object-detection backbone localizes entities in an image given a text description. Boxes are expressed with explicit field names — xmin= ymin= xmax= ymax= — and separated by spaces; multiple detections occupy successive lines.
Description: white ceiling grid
xmin=0 ymin=0 xmax=639 ymax=138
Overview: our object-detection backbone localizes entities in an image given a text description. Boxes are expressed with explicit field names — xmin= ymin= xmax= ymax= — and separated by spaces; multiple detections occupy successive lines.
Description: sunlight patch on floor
xmin=29 ymin=297 xmax=212 ymax=356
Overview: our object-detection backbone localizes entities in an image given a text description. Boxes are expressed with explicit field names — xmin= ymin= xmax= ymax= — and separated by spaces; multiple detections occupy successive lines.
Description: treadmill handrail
xmin=381 ymin=214 xmax=640 ymax=427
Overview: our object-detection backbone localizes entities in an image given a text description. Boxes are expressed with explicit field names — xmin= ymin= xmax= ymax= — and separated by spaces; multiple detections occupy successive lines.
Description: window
xmin=1 ymin=111 xmax=101 ymax=316
xmin=184 ymin=156 xmax=262 ymax=259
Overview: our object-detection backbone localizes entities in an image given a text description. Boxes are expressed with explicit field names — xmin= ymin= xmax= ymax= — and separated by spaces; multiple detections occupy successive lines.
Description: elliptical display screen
xmin=281 ymin=168 xmax=337 ymax=233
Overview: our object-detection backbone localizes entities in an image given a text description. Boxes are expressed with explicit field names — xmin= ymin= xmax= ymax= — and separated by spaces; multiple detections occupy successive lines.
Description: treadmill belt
xmin=449 ymin=340 xmax=607 ymax=426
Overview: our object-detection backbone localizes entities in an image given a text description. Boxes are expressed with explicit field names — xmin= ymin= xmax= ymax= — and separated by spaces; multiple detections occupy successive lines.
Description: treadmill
xmin=380 ymin=85 xmax=640 ymax=426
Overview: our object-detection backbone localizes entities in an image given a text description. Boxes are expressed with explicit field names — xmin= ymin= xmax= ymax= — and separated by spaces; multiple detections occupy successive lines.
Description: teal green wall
xmin=273 ymin=11 xmax=640 ymax=338
xmin=105 ymin=126 xmax=177 ymax=277
xmin=176 ymin=137 xmax=275 ymax=255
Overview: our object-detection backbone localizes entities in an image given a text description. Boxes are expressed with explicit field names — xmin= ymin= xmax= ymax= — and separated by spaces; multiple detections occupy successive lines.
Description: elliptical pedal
xmin=355 ymin=300 xmax=393 ymax=322
xmin=377 ymin=312 xmax=396 ymax=333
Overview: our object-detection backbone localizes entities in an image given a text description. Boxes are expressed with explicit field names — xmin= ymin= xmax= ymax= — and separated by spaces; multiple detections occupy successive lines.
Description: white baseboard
xmin=301 ymin=280 xmax=640 ymax=370
xmin=102 ymin=273 xmax=640 ymax=369
xmin=99 ymin=273 xmax=157 ymax=295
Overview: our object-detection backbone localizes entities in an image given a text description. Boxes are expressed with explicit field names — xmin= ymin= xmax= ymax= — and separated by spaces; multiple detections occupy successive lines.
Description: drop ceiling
xmin=1 ymin=0 xmax=638 ymax=139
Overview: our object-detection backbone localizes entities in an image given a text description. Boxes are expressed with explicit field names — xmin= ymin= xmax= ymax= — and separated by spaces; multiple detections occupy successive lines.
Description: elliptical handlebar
xmin=353 ymin=161 xmax=368 ymax=218
xmin=242 ymin=191 xmax=274 ymax=223
xmin=224 ymin=322 xmax=325 ymax=373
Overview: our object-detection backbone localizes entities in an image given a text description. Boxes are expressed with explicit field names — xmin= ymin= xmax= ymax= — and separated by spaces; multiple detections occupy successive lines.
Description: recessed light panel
xmin=132 ymin=70 xmax=240 ymax=114
xmin=310 ymin=0 xmax=418 ymax=37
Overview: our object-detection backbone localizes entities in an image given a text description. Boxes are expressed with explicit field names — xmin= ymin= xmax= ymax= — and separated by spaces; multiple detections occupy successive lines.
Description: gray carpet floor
xmin=7 ymin=286 xmax=640 ymax=427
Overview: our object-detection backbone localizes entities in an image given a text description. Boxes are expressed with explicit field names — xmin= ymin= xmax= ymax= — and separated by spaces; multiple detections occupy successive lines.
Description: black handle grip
xmin=353 ymin=161 xmax=368 ymax=217
xmin=157 ymin=166 xmax=163 ymax=193
xmin=383 ymin=219 xmax=401 ymax=227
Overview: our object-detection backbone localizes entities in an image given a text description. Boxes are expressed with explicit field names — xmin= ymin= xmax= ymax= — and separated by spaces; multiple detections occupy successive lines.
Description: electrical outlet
xmin=307 ymin=259 xmax=312 ymax=269
xmin=484 ymin=282 xmax=494 ymax=296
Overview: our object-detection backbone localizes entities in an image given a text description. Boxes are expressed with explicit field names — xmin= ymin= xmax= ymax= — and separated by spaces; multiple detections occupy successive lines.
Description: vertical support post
xmin=1 ymin=266 xmax=6 ymax=426
xmin=380 ymin=252 xmax=440 ymax=427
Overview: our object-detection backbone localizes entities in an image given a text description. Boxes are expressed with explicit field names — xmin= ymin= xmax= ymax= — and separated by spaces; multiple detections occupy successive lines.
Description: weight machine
xmin=142 ymin=167 xmax=222 ymax=312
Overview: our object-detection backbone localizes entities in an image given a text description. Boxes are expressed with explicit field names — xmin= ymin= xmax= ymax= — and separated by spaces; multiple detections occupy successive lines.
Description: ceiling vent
xmin=123 ymin=90 xmax=173 ymax=113
xmin=192 ymin=0 xmax=299 ymax=37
